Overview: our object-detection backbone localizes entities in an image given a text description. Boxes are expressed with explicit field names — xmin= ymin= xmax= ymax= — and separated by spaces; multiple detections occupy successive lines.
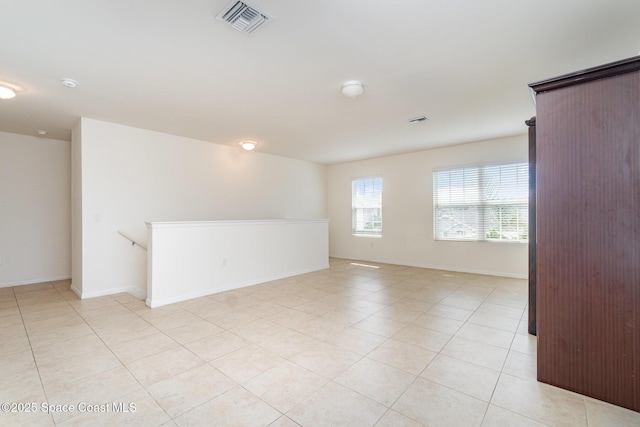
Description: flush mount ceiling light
xmin=37 ymin=130 xmax=48 ymax=136
xmin=0 ymin=85 xmax=16 ymax=100
xmin=239 ymin=140 xmax=257 ymax=151
xmin=61 ymin=78 xmax=78 ymax=88
xmin=341 ymin=80 xmax=364 ymax=98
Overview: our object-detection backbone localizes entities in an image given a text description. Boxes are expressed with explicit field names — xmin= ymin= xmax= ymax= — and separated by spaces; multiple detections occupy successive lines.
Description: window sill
xmin=435 ymin=238 xmax=528 ymax=244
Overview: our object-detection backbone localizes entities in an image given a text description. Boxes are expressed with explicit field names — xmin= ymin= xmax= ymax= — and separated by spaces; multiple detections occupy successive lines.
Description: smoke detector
xmin=216 ymin=1 xmax=272 ymax=34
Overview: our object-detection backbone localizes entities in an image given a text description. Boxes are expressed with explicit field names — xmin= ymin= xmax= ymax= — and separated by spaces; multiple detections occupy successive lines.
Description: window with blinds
xmin=352 ymin=176 xmax=382 ymax=236
xmin=433 ymin=163 xmax=528 ymax=242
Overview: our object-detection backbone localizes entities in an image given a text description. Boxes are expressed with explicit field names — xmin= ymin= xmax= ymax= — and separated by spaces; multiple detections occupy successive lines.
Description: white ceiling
xmin=1 ymin=0 xmax=639 ymax=165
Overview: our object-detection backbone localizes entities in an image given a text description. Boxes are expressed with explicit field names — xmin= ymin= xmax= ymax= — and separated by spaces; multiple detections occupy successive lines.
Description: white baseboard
xmin=70 ymin=284 xmax=81 ymax=298
xmin=0 ymin=275 xmax=72 ymax=288
xmin=73 ymin=285 xmax=147 ymax=300
xmin=330 ymin=256 xmax=527 ymax=279
xmin=404 ymin=261 xmax=527 ymax=279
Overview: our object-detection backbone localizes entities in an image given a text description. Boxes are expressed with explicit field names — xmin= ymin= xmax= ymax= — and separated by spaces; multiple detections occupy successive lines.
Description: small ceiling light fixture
xmin=61 ymin=78 xmax=78 ymax=88
xmin=341 ymin=80 xmax=364 ymax=98
xmin=408 ymin=115 xmax=429 ymax=124
xmin=0 ymin=85 xmax=16 ymax=100
xmin=239 ymin=140 xmax=257 ymax=151
xmin=37 ymin=130 xmax=48 ymax=136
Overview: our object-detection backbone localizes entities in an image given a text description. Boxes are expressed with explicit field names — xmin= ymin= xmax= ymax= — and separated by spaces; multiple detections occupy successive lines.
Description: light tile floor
xmin=1 ymin=258 xmax=639 ymax=426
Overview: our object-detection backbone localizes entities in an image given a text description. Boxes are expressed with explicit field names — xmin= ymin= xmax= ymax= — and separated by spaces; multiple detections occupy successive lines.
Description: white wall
xmin=73 ymin=118 xmax=327 ymax=299
xmin=0 ymin=132 xmax=71 ymax=286
xmin=327 ymin=134 xmax=529 ymax=278
xmin=147 ymin=219 xmax=329 ymax=307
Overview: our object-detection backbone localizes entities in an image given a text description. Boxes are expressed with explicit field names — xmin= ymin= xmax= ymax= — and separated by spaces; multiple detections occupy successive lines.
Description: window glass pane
xmin=434 ymin=163 xmax=528 ymax=242
xmin=352 ymin=176 xmax=382 ymax=235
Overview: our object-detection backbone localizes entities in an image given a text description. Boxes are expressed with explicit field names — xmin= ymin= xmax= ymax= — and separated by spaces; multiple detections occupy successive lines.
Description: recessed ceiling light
xmin=0 ymin=85 xmax=16 ymax=100
xmin=37 ymin=130 xmax=48 ymax=136
xmin=61 ymin=78 xmax=78 ymax=88
xmin=239 ymin=140 xmax=257 ymax=151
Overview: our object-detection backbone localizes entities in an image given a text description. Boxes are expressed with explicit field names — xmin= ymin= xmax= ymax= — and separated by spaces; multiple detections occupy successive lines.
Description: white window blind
xmin=433 ymin=163 xmax=528 ymax=242
xmin=352 ymin=176 xmax=382 ymax=236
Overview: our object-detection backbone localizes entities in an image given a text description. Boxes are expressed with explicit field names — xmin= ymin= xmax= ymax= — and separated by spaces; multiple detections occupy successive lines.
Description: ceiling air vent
xmin=216 ymin=1 xmax=271 ymax=34
xmin=408 ymin=116 xmax=429 ymax=124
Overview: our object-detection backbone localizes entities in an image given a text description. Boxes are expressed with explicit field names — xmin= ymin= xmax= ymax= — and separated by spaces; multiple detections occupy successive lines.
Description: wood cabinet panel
xmin=531 ymin=58 xmax=640 ymax=412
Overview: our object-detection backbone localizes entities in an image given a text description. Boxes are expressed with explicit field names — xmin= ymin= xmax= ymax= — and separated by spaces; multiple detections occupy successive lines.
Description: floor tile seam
xmin=14 ymin=299 xmax=73 ymax=315
xmin=243 ymin=378 xmax=326 ymax=418
xmin=469 ymin=353 xmax=509 ymax=406
xmin=286 ymin=351 xmax=365 ymax=383
xmin=337 ymin=363 xmax=421 ymax=411
xmin=36 ymin=347 xmax=125 ymax=386
xmin=274 ymin=314 xmax=354 ymax=338
xmin=23 ymin=317 xmax=92 ymax=337
xmin=447 ymin=290 xmax=516 ymax=333
xmin=11 ymin=281 xmax=60 ymax=298
xmin=72 ymin=385 xmax=171 ymax=425
xmin=428 ymin=319 xmax=511 ymax=371
xmin=375 ymin=407 xmax=424 ymax=427
xmin=99 ymin=328 xmax=182 ymax=357
xmin=407 ymin=319 xmax=464 ymax=336
xmin=91 ymin=313 xmax=180 ymax=348
xmin=464 ymin=319 xmax=519 ymax=334
xmin=478 ymin=397 xmax=494 ymax=427
xmin=122 ymin=349 xmax=212 ymax=405
xmin=13 ymin=289 xmax=57 ymax=427
xmin=481 ymin=295 xmax=529 ymax=308
xmin=411 ymin=375 xmax=493 ymax=409
xmin=206 ymin=355 xmax=288 ymax=386
xmin=31 ymin=332 xmax=122 ymax=369
xmin=407 ymin=319 xmax=459 ymax=358
xmin=424 ymin=300 xmax=475 ymax=314
xmin=507 ymin=345 xmax=536 ymax=357
xmin=452 ymin=327 xmax=516 ymax=350
xmin=469 ymin=305 xmax=523 ymax=321
xmin=126 ymin=296 xmax=235 ymax=342
xmin=486 ymin=393 xmax=556 ymax=427
xmin=474 ymin=306 xmax=527 ymax=321
xmin=26 ymin=325 xmax=100 ymax=354
xmin=2 ymin=302 xmax=28 ymax=340
xmin=41 ymin=367 xmax=150 ymax=426
xmin=230 ymin=329 xmax=299 ymax=361
xmin=52 ymin=297 xmax=194 ymax=401
xmin=282 ymin=379 xmax=387 ymax=422
xmin=495 ymin=370 xmax=593 ymax=413
xmin=362 ymin=343 xmax=432 ymax=378
xmin=63 ymin=291 xmax=133 ymax=323
xmin=350 ymin=323 xmax=396 ymax=340
xmin=149 ymin=363 xmax=245 ymax=420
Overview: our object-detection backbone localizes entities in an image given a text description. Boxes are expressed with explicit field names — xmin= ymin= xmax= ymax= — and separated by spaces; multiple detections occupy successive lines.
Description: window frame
xmin=433 ymin=161 xmax=528 ymax=243
xmin=351 ymin=175 xmax=383 ymax=237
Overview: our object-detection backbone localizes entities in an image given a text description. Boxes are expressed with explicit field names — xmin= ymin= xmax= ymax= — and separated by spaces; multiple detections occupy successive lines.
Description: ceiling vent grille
xmin=216 ymin=1 xmax=271 ymax=34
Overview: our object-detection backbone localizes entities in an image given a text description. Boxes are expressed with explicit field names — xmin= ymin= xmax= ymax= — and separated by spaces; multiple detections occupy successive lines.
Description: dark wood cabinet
xmin=529 ymin=56 xmax=640 ymax=413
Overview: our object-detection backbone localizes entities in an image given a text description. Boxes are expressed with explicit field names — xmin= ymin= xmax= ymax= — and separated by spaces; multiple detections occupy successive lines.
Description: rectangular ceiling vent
xmin=216 ymin=1 xmax=271 ymax=34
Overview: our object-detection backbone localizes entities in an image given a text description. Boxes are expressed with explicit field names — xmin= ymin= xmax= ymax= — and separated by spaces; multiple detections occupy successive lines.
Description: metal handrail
xmin=117 ymin=230 xmax=147 ymax=251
